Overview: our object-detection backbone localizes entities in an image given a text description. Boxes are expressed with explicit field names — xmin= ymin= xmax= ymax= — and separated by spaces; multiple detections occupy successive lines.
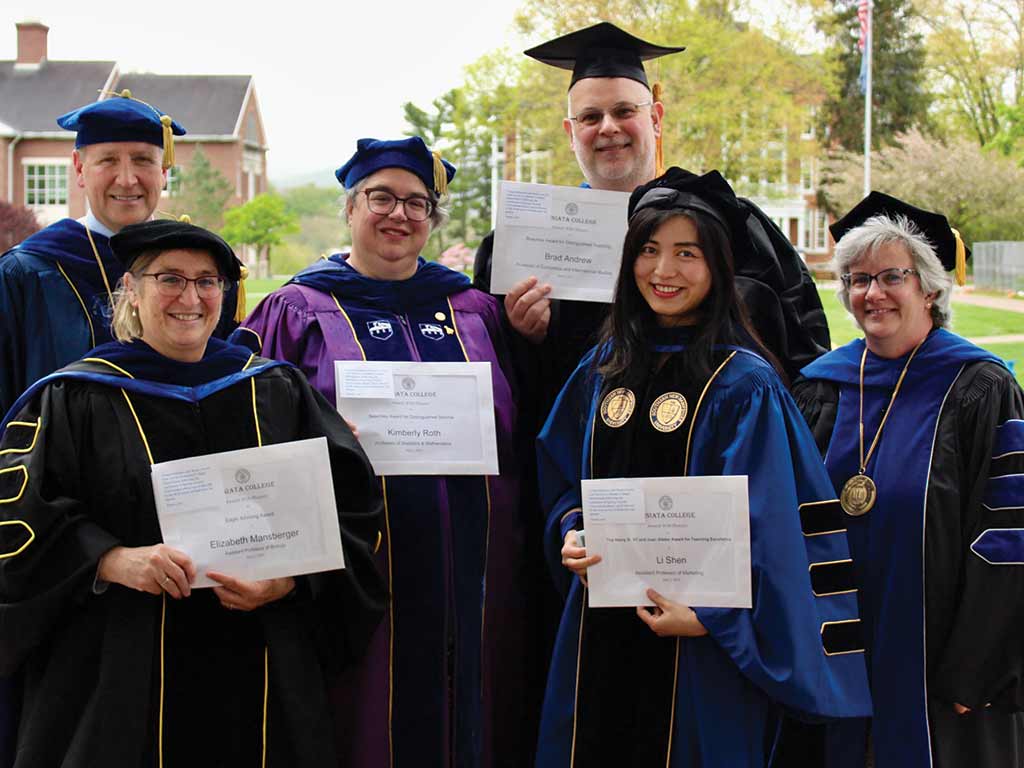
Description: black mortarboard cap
xmin=830 ymin=191 xmax=969 ymax=283
xmin=628 ymin=168 xmax=752 ymax=252
xmin=524 ymin=21 xmax=685 ymax=89
xmin=111 ymin=219 xmax=242 ymax=281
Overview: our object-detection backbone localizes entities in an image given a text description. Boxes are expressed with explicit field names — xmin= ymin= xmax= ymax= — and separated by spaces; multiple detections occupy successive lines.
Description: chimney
xmin=16 ymin=21 xmax=48 ymax=66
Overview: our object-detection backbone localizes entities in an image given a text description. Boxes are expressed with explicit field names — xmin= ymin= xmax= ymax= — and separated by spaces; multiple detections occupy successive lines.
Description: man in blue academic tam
xmin=0 ymin=91 xmax=187 ymax=418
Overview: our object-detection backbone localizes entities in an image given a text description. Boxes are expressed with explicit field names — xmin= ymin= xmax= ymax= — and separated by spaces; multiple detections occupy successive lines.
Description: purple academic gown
xmin=233 ymin=255 xmax=527 ymax=768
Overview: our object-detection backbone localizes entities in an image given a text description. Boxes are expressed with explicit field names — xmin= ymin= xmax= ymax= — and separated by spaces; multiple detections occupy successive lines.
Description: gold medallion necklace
xmin=840 ymin=336 xmax=927 ymax=516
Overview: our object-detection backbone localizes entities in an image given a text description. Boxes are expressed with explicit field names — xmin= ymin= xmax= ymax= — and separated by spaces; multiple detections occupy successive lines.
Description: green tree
xmin=917 ymin=0 xmax=1024 ymax=147
xmin=403 ymin=88 xmax=494 ymax=258
xmin=816 ymin=0 xmax=930 ymax=150
xmin=169 ymin=147 xmax=233 ymax=229
xmin=221 ymin=194 xmax=300 ymax=277
xmin=988 ymin=102 xmax=1024 ymax=160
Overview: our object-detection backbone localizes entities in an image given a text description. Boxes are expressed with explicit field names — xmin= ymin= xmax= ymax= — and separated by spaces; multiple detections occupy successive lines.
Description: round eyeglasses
xmin=841 ymin=267 xmax=920 ymax=293
xmin=363 ymin=188 xmax=434 ymax=222
xmin=140 ymin=272 xmax=227 ymax=298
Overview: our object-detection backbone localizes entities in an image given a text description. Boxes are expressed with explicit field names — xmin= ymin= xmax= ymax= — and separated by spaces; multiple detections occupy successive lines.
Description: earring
xmin=132 ymin=308 xmax=138 ymax=317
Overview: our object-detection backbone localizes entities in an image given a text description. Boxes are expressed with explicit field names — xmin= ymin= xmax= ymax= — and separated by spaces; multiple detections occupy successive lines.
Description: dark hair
xmin=597 ymin=207 xmax=784 ymax=387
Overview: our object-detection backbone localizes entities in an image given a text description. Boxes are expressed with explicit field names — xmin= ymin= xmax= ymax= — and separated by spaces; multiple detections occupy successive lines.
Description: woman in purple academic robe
xmin=232 ymin=137 xmax=528 ymax=768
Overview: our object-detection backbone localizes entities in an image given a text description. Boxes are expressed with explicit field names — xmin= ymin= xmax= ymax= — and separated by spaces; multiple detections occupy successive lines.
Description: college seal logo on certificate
xmin=649 ymin=392 xmax=688 ymax=433
xmin=600 ymin=388 xmax=635 ymax=428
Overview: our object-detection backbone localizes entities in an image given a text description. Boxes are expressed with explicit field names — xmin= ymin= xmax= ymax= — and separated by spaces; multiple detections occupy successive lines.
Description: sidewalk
xmin=951 ymin=289 xmax=1023 ymax=313
xmin=968 ymin=334 xmax=1024 ymax=345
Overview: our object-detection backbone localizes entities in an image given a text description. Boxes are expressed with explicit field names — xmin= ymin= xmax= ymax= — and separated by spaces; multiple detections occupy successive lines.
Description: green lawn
xmin=978 ymin=342 xmax=1024 ymax=383
xmin=243 ymin=277 xmax=289 ymax=307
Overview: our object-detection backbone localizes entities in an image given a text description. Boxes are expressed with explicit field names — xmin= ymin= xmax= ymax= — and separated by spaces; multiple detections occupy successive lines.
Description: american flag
xmin=857 ymin=0 xmax=871 ymax=52
xmin=858 ymin=0 xmax=872 ymax=93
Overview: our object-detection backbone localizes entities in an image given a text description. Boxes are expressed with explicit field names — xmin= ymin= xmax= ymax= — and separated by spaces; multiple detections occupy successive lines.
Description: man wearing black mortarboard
xmin=0 ymin=91 xmax=243 ymax=419
xmin=469 ymin=25 xmax=833 ymax=763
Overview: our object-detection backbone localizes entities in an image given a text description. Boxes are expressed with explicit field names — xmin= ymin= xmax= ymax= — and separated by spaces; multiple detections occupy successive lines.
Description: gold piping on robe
xmin=331 ymin=293 xmax=368 ymax=361
xmin=56 ymin=263 xmax=96 ymax=348
xmin=0 ymin=418 xmax=42 ymax=457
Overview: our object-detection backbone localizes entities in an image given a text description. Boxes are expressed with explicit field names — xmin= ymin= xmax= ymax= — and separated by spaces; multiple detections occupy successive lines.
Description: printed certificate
xmin=581 ymin=475 xmax=752 ymax=609
xmin=151 ymin=437 xmax=345 ymax=588
xmin=335 ymin=360 xmax=499 ymax=476
xmin=490 ymin=180 xmax=629 ymax=303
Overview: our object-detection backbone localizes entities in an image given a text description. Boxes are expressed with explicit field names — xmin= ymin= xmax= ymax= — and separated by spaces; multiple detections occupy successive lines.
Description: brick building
xmin=0 ymin=21 xmax=268 ymax=241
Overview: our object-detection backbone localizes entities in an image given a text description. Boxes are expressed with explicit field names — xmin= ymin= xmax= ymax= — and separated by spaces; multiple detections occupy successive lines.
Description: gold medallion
xmin=600 ymin=388 xmax=636 ymax=428
xmin=841 ymin=474 xmax=877 ymax=517
xmin=649 ymin=392 xmax=688 ymax=433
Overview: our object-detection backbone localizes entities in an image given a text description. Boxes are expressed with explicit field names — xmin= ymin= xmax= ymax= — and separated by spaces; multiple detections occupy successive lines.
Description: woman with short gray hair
xmin=792 ymin=192 xmax=1024 ymax=767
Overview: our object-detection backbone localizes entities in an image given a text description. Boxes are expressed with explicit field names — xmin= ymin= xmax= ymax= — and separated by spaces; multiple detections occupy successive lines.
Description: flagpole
xmin=863 ymin=0 xmax=873 ymax=196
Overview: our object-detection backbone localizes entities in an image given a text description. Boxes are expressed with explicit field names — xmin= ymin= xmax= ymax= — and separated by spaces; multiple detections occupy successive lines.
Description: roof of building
xmin=114 ymin=73 xmax=252 ymax=138
xmin=0 ymin=60 xmax=116 ymax=133
xmin=0 ymin=63 xmax=252 ymax=139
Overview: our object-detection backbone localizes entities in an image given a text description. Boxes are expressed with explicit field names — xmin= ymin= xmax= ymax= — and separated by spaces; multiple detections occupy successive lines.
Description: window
xmin=24 ymin=164 xmax=68 ymax=207
xmin=803 ymin=208 xmax=830 ymax=251
xmin=164 ymin=166 xmax=181 ymax=197
xmin=800 ymin=158 xmax=815 ymax=191
xmin=814 ymin=209 xmax=828 ymax=250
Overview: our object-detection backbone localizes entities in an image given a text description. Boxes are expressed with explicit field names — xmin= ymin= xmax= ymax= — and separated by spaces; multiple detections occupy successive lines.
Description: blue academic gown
xmin=798 ymin=330 xmax=1024 ymax=767
xmin=536 ymin=343 xmax=871 ymax=768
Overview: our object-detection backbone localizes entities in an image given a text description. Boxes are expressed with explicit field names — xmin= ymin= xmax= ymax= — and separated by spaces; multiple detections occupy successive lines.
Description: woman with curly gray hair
xmin=791 ymin=192 xmax=1024 ymax=768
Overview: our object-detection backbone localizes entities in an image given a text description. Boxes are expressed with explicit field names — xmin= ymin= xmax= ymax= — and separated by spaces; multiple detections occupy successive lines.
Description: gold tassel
xmin=432 ymin=151 xmax=448 ymax=196
xmin=161 ymin=115 xmax=175 ymax=170
xmin=652 ymin=81 xmax=665 ymax=177
xmin=177 ymin=213 xmax=192 ymax=225
xmin=951 ymin=227 xmax=967 ymax=286
xmin=235 ymin=265 xmax=249 ymax=323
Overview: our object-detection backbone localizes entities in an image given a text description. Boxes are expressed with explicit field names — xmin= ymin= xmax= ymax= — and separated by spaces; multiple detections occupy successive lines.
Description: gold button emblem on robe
xmin=435 ymin=312 xmax=447 ymax=321
xmin=600 ymin=388 xmax=636 ymax=428
xmin=649 ymin=392 xmax=688 ymax=433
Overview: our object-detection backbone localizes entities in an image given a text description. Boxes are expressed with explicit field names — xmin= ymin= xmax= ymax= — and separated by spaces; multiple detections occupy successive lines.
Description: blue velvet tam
xmin=335 ymin=137 xmax=456 ymax=195
xmin=56 ymin=94 xmax=186 ymax=149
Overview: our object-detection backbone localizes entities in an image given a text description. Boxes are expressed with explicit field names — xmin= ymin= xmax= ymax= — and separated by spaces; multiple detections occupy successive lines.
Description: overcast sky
xmin=0 ymin=0 xmax=525 ymax=183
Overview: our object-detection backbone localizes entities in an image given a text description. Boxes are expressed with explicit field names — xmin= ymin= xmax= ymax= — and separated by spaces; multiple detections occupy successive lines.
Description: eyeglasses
xmin=363 ymin=188 xmax=434 ymax=222
xmin=569 ymin=101 xmax=653 ymax=129
xmin=841 ymin=267 xmax=920 ymax=293
xmin=140 ymin=272 xmax=227 ymax=298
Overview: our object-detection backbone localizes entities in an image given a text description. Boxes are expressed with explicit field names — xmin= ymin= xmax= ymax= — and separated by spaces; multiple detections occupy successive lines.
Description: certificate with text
xmin=582 ymin=475 xmax=751 ymax=609
xmin=491 ymin=181 xmax=629 ymax=303
xmin=152 ymin=437 xmax=345 ymax=588
xmin=335 ymin=360 xmax=499 ymax=476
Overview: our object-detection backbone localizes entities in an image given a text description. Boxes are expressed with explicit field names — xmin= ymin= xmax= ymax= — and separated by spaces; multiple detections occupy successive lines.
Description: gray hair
xmin=110 ymin=251 xmax=160 ymax=342
xmin=832 ymin=213 xmax=952 ymax=329
xmin=342 ymin=175 xmax=450 ymax=230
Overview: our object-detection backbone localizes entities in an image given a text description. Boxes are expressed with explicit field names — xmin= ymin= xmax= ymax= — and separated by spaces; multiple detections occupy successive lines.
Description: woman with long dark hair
xmin=535 ymin=169 xmax=870 ymax=767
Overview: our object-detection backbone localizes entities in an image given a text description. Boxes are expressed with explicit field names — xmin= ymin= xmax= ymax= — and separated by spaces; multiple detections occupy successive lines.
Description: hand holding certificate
xmin=581 ymin=475 xmax=751 ymax=609
xmin=491 ymin=181 xmax=629 ymax=303
xmin=151 ymin=437 xmax=346 ymax=588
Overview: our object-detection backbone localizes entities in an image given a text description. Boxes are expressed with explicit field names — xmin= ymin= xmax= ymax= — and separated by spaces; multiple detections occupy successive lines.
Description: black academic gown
xmin=0 ymin=340 xmax=386 ymax=768
xmin=790 ymin=330 xmax=1024 ymax=768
